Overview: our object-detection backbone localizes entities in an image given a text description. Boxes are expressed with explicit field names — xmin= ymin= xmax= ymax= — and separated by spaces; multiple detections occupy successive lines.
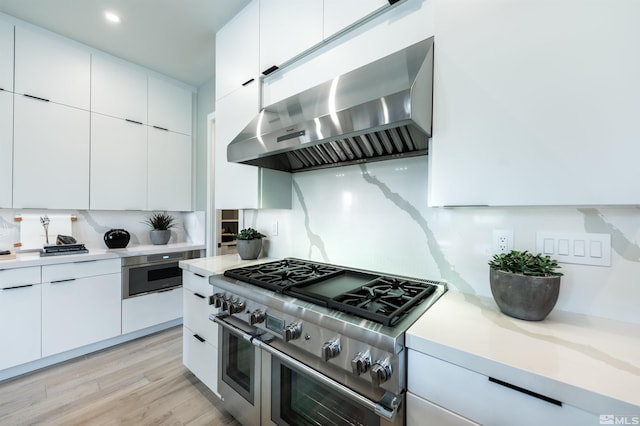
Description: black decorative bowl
xmin=104 ymin=229 xmax=130 ymax=249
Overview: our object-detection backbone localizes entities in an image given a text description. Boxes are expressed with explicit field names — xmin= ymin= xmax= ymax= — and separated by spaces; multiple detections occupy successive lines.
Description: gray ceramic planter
xmin=150 ymin=229 xmax=171 ymax=245
xmin=489 ymin=268 xmax=561 ymax=321
xmin=237 ymin=239 xmax=262 ymax=260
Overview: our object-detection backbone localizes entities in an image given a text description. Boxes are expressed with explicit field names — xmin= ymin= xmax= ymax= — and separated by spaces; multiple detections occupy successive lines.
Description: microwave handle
xmin=256 ymin=338 xmax=401 ymax=421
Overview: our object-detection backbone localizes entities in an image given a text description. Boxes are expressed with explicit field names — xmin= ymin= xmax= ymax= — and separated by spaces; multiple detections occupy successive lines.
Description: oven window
xmin=273 ymin=363 xmax=378 ymax=426
xmin=221 ymin=328 xmax=254 ymax=404
xmin=147 ymin=265 xmax=181 ymax=282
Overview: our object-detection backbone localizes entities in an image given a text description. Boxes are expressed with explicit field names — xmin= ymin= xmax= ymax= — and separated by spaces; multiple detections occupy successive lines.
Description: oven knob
xmin=250 ymin=309 xmax=266 ymax=325
xmin=351 ymin=352 xmax=371 ymax=376
xmin=370 ymin=360 xmax=393 ymax=387
xmin=284 ymin=322 xmax=303 ymax=342
xmin=222 ymin=296 xmax=233 ymax=312
xmin=229 ymin=300 xmax=246 ymax=314
xmin=321 ymin=339 xmax=341 ymax=361
xmin=212 ymin=293 xmax=224 ymax=308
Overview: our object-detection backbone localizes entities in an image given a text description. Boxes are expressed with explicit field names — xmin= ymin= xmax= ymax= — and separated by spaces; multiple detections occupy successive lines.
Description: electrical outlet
xmin=492 ymin=229 xmax=514 ymax=254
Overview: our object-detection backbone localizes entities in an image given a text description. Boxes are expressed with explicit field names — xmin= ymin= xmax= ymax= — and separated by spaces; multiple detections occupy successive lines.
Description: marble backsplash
xmin=0 ymin=209 xmax=204 ymax=252
xmin=245 ymin=156 xmax=640 ymax=325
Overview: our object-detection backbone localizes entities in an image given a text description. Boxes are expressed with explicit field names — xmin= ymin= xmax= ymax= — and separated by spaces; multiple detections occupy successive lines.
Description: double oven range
xmin=210 ymin=258 xmax=446 ymax=426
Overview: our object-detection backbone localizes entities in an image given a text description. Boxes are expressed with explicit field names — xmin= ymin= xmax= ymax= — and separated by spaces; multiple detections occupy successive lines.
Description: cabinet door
xmin=13 ymin=95 xmax=90 ymax=209
xmin=407 ymin=392 xmax=479 ymax=426
xmin=91 ymin=54 xmax=147 ymax=123
xmin=259 ymin=0 xmax=323 ymax=75
xmin=323 ymin=0 xmax=389 ymax=40
xmin=148 ymin=77 xmax=192 ymax=135
xmin=429 ymin=1 xmax=640 ymax=206
xmin=15 ymin=27 xmax=90 ymax=109
xmin=214 ymin=84 xmax=260 ymax=209
xmin=42 ymin=273 xmax=121 ymax=357
xmin=90 ymin=113 xmax=148 ymax=210
xmin=183 ymin=325 xmax=219 ymax=395
xmin=0 ymin=284 xmax=42 ymax=370
xmin=0 ymin=90 xmax=12 ymax=208
xmin=122 ymin=288 xmax=183 ymax=334
xmin=0 ymin=20 xmax=13 ymax=91
xmin=147 ymin=127 xmax=192 ymax=211
xmin=215 ymin=0 xmax=259 ymax=101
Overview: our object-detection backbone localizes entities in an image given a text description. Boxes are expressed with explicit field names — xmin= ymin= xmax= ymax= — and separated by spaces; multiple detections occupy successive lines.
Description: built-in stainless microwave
xmin=122 ymin=250 xmax=200 ymax=299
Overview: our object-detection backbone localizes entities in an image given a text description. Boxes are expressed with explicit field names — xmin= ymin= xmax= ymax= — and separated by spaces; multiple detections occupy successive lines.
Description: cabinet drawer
xmin=408 ymin=350 xmax=597 ymax=426
xmin=406 ymin=392 xmax=478 ymax=426
xmin=183 ymin=288 xmax=217 ymax=344
xmin=0 ymin=266 xmax=40 ymax=289
xmin=183 ymin=325 xmax=218 ymax=395
xmin=183 ymin=271 xmax=212 ymax=295
xmin=122 ymin=288 xmax=182 ymax=334
xmin=42 ymin=258 xmax=120 ymax=282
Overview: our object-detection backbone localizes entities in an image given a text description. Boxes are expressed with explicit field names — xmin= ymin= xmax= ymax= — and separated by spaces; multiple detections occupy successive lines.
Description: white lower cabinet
xmin=0 ymin=89 xmax=12 ymax=208
xmin=41 ymin=260 xmax=121 ymax=357
xmin=406 ymin=392 xmax=478 ymax=426
xmin=182 ymin=271 xmax=219 ymax=395
xmin=0 ymin=267 xmax=41 ymax=370
xmin=122 ymin=288 xmax=182 ymax=334
xmin=407 ymin=350 xmax=598 ymax=426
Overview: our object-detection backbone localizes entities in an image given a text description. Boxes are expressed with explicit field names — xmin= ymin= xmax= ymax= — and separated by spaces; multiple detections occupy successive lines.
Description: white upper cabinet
xmin=215 ymin=0 xmax=259 ymax=101
xmin=429 ymin=0 xmax=640 ymax=206
xmin=13 ymin=95 xmax=90 ymax=209
xmin=0 ymin=20 xmax=13 ymax=91
xmin=259 ymin=0 xmax=323 ymax=75
xmin=14 ymin=27 xmax=90 ymax=110
xmin=0 ymin=90 xmax=12 ymax=208
xmin=148 ymin=76 xmax=193 ymax=135
xmin=90 ymin=113 xmax=148 ymax=210
xmin=91 ymin=54 xmax=147 ymax=124
xmin=147 ymin=126 xmax=192 ymax=211
xmin=323 ymin=0 xmax=389 ymax=40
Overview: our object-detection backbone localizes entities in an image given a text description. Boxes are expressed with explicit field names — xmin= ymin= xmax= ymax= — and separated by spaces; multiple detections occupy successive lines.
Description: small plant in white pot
xmin=488 ymin=250 xmax=563 ymax=321
xmin=144 ymin=212 xmax=175 ymax=245
xmin=235 ymin=228 xmax=265 ymax=260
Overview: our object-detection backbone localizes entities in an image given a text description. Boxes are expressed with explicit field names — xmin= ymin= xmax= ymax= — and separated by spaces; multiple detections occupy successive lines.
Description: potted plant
xmin=235 ymin=227 xmax=265 ymax=260
xmin=144 ymin=212 xmax=175 ymax=245
xmin=488 ymin=250 xmax=563 ymax=321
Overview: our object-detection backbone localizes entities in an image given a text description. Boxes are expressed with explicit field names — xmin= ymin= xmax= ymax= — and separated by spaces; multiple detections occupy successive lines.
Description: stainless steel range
xmin=210 ymin=258 xmax=446 ymax=426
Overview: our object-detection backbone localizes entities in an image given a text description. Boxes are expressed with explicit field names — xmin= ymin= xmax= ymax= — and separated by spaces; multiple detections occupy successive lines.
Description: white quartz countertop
xmin=0 ymin=242 xmax=205 ymax=269
xmin=406 ymin=290 xmax=640 ymax=414
xmin=179 ymin=255 xmax=276 ymax=276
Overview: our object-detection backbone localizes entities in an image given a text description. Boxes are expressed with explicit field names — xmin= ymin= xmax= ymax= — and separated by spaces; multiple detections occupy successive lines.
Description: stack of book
xmin=40 ymin=243 xmax=89 ymax=257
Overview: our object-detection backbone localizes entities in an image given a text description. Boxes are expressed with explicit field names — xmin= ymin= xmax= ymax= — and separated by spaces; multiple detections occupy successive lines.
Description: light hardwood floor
xmin=0 ymin=326 xmax=241 ymax=426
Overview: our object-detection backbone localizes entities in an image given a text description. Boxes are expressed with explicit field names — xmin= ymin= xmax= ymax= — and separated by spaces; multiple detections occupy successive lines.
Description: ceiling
xmin=0 ymin=0 xmax=252 ymax=87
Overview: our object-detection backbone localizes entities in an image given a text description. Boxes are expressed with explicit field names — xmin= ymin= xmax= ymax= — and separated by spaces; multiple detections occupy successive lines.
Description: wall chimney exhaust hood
xmin=227 ymin=37 xmax=434 ymax=172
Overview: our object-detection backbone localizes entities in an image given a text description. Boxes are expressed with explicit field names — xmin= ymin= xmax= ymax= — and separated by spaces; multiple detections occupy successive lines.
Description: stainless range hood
xmin=227 ymin=37 xmax=434 ymax=173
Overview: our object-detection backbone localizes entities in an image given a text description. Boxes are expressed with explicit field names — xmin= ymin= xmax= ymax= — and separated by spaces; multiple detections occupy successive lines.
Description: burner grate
xmin=330 ymin=277 xmax=438 ymax=327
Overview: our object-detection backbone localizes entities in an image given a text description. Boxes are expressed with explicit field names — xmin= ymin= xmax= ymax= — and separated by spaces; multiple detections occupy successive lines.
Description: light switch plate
xmin=535 ymin=232 xmax=611 ymax=266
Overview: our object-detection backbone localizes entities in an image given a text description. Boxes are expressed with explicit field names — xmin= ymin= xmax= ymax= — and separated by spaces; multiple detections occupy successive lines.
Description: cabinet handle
xmin=152 ymin=125 xmax=169 ymax=131
xmin=23 ymin=93 xmax=50 ymax=102
xmin=2 ymin=284 xmax=34 ymax=291
xmin=389 ymin=0 xmax=401 ymax=4
xmin=262 ymin=65 xmax=279 ymax=76
xmin=194 ymin=273 xmax=205 ymax=278
xmin=488 ymin=377 xmax=562 ymax=407
xmin=194 ymin=292 xmax=206 ymax=299
xmin=193 ymin=334 xmax=205 ymax=343
xmin=125 ymin=119 xmax=144 ymax=125
xmin=241 ymin=78 xmax=255 ymax=87
xmin=50 ymin=278 xmax=76 ymax=284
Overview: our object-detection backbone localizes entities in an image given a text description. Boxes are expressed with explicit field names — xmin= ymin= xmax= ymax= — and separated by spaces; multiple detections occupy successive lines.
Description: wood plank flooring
xmin=0 ymin=326 xmax=241 ymax=426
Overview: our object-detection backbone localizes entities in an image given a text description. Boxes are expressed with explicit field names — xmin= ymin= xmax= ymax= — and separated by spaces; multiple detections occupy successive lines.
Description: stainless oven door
xmin=215 ymin=316 xmax=261 ymax=426
xmin=259 ymin=341 xmax=403 ymax=426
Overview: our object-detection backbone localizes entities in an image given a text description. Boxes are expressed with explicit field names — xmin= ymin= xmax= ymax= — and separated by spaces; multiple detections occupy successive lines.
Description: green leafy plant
xmin=489 ymin=250 xmax=563 ymax=277
xmin=144 ymin=212 xmax=176 ymax=230
xmin=236 ymin=227 xmax=265 ymax=240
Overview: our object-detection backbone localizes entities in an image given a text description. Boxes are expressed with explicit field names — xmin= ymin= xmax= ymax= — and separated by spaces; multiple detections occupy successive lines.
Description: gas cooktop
xmin=224 ymin=258 xmax=442 ymax=327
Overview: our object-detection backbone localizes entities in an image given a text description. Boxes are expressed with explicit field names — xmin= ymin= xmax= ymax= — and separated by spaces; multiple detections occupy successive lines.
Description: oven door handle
xmin=213 ymin=314 xmax=259 ymax=343
xmin=255 ymin=339 xmax=401 ymax=421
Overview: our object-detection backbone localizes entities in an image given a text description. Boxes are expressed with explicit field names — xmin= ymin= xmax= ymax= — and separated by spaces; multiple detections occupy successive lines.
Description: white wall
xmin=242 ymin=0 xmax=640 ymax=325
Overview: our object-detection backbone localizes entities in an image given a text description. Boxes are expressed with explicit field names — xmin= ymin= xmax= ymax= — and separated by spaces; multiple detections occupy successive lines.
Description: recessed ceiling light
xmin=105 ymin=11 xmax=121 ymax=24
